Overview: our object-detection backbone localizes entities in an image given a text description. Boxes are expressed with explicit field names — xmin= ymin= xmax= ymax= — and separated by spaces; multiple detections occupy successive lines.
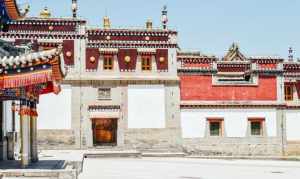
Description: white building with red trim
xmin=1 ymin=5 xmax=300 ymax=156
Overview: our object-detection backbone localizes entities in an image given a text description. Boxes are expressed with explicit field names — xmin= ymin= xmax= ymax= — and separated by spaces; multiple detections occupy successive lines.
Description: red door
xmin=92 ymin=118 xmax=117 ymax=145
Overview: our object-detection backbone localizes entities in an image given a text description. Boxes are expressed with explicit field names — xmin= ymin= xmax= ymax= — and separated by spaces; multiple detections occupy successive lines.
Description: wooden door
xmin=92 ymin=118 xmax=117 ymax=145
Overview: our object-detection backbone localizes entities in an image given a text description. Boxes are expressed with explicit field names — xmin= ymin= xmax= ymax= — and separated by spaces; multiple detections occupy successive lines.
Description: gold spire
xmin=146 ymin=19 xmax=153 ymax=30
xmin=103 ymin=16 xmax=111 ymax=29
xmin=40 ymin=7 xmax=51 ymax=18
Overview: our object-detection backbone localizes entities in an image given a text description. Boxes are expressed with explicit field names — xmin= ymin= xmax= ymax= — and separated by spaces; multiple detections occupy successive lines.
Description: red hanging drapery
xmin=118 ymin=49 xmax=137 ymax=71
xmin=156 ymin=49 xmax=168 ymax=71
xmin=1 ymin=70 xmax=52 ymax=89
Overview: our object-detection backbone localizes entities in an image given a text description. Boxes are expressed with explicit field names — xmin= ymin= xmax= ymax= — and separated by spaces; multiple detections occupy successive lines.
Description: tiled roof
xmin=0 ymin=47 xmax=61 ymax=68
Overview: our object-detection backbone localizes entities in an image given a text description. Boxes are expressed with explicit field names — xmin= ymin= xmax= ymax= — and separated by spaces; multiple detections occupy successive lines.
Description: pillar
xmin=20 ymin=100 xmax=31 ymax=168
xmin=0 ymin=101 xmax=4 ymax=161
xmin=30 ymin=102 xmax=38 ymax=162
xmin=7 ymin=101 xmax=16 ymax=160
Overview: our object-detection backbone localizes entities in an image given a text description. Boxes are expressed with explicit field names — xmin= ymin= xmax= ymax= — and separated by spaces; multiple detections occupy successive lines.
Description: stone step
xmin=142 ymin=152 xmax=186 ymax=157
xmin=83 ymin=150 xmax=142 ymax=158
xmin=141 ymin=147 xmax=184 ymax=153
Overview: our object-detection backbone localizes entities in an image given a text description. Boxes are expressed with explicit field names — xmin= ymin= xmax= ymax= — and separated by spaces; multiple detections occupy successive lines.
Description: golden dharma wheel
xmin=125 ymin=56 xmax=131 ymax=63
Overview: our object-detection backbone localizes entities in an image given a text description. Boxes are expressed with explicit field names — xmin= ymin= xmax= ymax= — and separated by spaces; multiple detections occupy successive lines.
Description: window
xmin=207 ymin=118 xmax=223 ymax=137
xmin=249 ymin=118 xmax=264 ymax=136
xmin=285 ymin=85 xmax=293 ymax=101
xmin=98 ymin=88 xmax=111 ymax=100
xmin=103 ymin=55 xmax=113 ymax=70
xmin=141 ymin=56 xmax=152 ymax=71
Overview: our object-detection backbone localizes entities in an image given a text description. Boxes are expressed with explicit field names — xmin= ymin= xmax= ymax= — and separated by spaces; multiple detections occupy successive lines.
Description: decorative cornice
xmin=180 ymin=104 xmax=286 ymax=109
xmin=87 ymin=41 xmax=177 ymax=48
xmin=0 ymin=33 xmax=86 ymax=39
xmin=253 ymin=69 xmax=283 ymax=74
xmin=178 ymin=67 xmax=215 ymax=74
xmin=178 ymin=57 xmax=216 ymax=63
xmin=8 ymin=18 xmax=86 ymax=25
xmin=249 ymin=57 xmax=284 ymax=63
xmin=88 ymin=105 xmax=120 ymax=112
xmin=87 ymin=28 xmax=177 ymax=36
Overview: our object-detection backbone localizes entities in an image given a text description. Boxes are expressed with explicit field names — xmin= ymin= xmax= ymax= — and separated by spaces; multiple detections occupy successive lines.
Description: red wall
xmin=180 ymin=75 xmax=277 ymax=101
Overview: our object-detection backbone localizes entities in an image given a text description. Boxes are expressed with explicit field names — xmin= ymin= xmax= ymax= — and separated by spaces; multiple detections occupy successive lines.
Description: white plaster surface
xmin=37 ymin=85 xmax=72 ymax=129
xmin=286 ymin=111 xmax=300 ymax=140
xmin=181 ymin=111 xmax=206 ymax=138
xmin=128 ymin=85 xmax=166 ymax=129
xmin=181 ymin=109 xmax=277 ymax=138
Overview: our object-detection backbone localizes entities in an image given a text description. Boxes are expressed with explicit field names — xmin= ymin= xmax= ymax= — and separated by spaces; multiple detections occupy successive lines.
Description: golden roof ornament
xmin=40 ymin=7 xmax=51 ymax=18
xmin=124 ymin=56 xmax=131 ymax=63
xmin=146 ymin=19 xmax=153 ymax=30
xmin=223 ymin=43 xmax=247 ymax=61
xmin=229 ymin=43 xmax=239 ymax=52
xmin=103 ymin=16 xmax=111 ymax=29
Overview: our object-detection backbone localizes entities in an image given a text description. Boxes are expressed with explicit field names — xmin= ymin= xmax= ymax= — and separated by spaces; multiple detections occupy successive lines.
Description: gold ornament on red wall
xmin=159 ymin=57 xmax=165 ymax=63
xmin=125 ymin=56 xmax=131 ymax=63
xmin=66 ymin=51 xmax=72 ymax=57
xmin=90 ymin=56 xmax=96 ymax=63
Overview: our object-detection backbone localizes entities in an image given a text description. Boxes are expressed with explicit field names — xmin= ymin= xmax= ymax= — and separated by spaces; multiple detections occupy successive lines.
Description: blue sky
xmin=23 ymin=0 xmax=300 ymax=58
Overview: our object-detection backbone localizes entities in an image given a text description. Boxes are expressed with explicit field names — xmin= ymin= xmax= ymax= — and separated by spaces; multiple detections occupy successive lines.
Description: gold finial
xmin=230 ymin=42 xmax=239 ymax=52
xmin=40 ymin=7 xmax=51 ymax=18
xmin=103 ymin=16 xmax=111 ymax=29
xmin=146 ymin=19 xmax=153 ymax=30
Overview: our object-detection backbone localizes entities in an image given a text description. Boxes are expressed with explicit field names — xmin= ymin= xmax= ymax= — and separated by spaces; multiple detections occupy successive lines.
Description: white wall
xmin=181 ymin=108 xmax=277 ymax=138
xmin=181 ymin=111 xmax=206 ymax=138
xmin=128 ymin=85 xmax=166 ymax=128
xmin=37 ymin=85 xmax=72 ymax=129
xmin=286 ymin=111 xmax=300 ymax=140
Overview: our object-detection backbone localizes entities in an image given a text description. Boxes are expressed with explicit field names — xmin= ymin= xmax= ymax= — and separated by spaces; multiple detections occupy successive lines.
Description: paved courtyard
xmin=79 ymin=158 xmax=300 ymax=179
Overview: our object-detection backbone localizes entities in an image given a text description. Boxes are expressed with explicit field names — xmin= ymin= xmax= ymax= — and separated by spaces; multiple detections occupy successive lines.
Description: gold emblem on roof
xmin=40 ymin=7 xmax=51 ymax=18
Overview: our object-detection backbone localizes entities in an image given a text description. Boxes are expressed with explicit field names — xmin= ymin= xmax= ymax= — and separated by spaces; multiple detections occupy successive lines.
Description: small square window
xmin=251 ymin=122 xmax=262 ymax=136
xmin=103 ymin=56 xmax=113 ymax=70
xmin=284 ymin=85 xmax=293 ymax=101
xmin=249 ymin=118 xmax=264 ymax=136
xmin=207 ymin=118 xmax=223 ymax=137
xmin=141 ymin=56 xmax=152 ymax=71
xmin=210 ymin=122 xmax=221 ymax=136
xmin=98 ymin=88 xmax=111 ymax=100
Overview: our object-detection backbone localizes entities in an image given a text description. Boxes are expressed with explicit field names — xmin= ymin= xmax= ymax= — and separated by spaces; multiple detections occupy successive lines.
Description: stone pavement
xmin=1 ymin=150 xmax=300 ymax=179
xmin=39 ymin=150 xmax=300 ymax=161
xmin=0 ymin=160 xmax=66 ymax=170
xmin=0 ymin=150 xmax=84 ymax=179
xmin=79 ymin=157 xmax=300 ymax=179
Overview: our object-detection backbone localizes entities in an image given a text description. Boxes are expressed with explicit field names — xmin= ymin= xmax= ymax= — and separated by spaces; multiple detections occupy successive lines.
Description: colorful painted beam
xmin=0 ymin=0 xmax=27 ymax=31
